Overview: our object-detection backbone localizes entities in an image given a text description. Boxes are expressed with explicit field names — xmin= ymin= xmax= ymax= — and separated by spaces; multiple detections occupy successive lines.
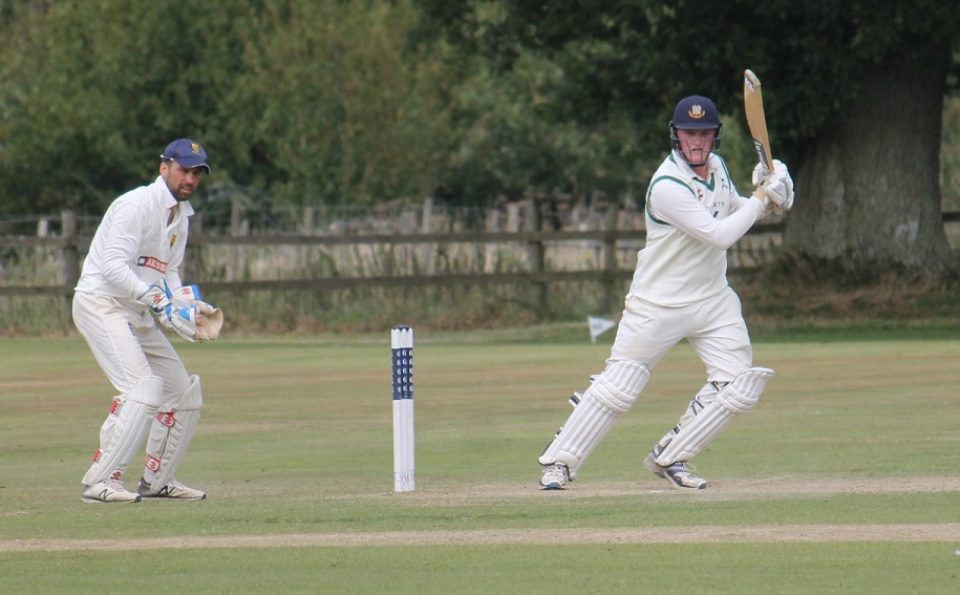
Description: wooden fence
xmin=2 ymin=209 xmax=958 ymax=317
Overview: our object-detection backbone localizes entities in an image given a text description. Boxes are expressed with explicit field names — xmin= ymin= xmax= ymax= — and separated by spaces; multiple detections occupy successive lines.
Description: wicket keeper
xmin=73 ymin=139 xmax=221 ymax=503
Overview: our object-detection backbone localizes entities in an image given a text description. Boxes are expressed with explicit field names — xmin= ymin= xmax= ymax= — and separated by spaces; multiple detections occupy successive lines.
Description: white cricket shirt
xmin=628 ymin=151 xmax=766 ymax=306
xmin=74 ymin=176 xmax=194 ymax=300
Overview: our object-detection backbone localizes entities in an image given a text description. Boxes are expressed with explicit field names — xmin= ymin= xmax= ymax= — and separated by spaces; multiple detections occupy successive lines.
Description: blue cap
xmin=161 ymin=138 xmax=210 ymax=173
xmin=670 ymin=95 xmax=721 ymax=130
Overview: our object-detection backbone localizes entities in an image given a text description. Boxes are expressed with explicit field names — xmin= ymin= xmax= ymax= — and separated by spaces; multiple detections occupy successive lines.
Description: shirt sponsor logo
xmin=137 ymin=256 xmax=168 ymax=273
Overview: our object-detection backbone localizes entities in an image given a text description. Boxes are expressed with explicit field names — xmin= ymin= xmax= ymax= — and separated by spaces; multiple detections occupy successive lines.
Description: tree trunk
xmin=783 ymin=40 xmax=958 ymax=282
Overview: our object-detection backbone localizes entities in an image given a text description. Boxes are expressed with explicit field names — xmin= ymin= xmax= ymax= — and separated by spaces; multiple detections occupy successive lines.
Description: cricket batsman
xmin=538 ymin=96 xmax=794 ymax=490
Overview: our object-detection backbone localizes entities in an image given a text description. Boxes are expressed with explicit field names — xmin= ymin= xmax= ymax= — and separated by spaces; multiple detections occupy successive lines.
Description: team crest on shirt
xmin=170 ymin=233 xmax=178 ymax=248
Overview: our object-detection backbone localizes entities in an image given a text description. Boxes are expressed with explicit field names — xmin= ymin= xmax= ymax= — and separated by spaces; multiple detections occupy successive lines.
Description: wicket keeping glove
xmin=136 ymin=281 xmax=179 ymax=333
xmin=169 ymin=284 xmax=224 ymax=342
xmin=167 ymin=303 xmax=222 ymax=342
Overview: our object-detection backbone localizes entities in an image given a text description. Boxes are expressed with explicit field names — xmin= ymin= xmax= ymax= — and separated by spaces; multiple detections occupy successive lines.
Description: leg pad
xmin=82 ymin=376 xmax=164 ymax=486
xmin=655 ymin=367 xmax=774 ymax=465
xmin=144 ymin=375 xmax=203 ymax=488
xmin=539 ymin=360 xmax=650 ymax=478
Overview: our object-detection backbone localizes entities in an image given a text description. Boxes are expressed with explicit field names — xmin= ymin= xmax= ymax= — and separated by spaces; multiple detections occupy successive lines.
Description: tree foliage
xmin=0 ymin=1 xmax=959 ymax=283
xmin=0 ymin=0 xmax=456 ymax=214
xmin=222 ymin=1 xmax=459 ymax=206
xmin=414 ymin=0 xmax=960 ymax=279
xmin=416 ymin=0 xmax=960 ymax=167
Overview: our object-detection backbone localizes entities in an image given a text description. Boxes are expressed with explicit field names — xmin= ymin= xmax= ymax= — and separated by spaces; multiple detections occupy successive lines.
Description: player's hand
xmin=195 ymin=302 xmax=224 ymax=341
xmin=166 ymin=283 xmax=223 ymax=341
xmin=137 ymin=282 xmax=172 ymax=318
xmin=169 ymin=305 xmax=200 ymax=342
xmin=171 ymin=284 xmax=202 ymax=307
xmin=754 ymin=159 xmax=794 ymax=212
xmin=751 ymin=160 xmax=770 ymax=186
xmin=167 ymin=302 xmax=224 ymax=342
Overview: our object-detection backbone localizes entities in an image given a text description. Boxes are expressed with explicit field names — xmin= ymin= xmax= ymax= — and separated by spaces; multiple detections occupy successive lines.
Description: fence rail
xmin=2 ymin=210 xmax=959 ymax=305
xmin=0 ymin=215 xmax=786 ymax=296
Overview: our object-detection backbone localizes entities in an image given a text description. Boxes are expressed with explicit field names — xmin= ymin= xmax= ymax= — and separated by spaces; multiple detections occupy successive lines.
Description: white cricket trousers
xmin=72 ymin=291 xmax=191 ymax=402
xmin=610 ymin=287 xmax=752 ymax=382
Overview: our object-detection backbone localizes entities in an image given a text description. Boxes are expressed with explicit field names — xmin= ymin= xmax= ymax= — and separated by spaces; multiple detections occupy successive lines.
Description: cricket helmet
xmin=669 ymin=95 xmax=723 ymax=150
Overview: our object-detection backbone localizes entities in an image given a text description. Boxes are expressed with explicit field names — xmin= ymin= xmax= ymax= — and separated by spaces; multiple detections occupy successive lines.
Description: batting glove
xmin=754 ymin=159 xmax=794 ymax=212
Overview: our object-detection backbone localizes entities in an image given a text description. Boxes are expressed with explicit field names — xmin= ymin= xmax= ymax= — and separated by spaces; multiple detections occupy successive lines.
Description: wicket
xmin=391 ymin=325 xmax=415 ymax=492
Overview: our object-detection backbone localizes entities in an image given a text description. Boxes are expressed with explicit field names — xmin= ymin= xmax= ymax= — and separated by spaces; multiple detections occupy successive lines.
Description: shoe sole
xmin=81 ymin=495 xmax=141 ymax=504
xmin=138 ymin=493 xmax=206 ymax=500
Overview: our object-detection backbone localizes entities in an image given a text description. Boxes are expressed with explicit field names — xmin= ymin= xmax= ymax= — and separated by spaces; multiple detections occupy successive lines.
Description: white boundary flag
xmin=587 ymin=316 xmax=616 ymax=343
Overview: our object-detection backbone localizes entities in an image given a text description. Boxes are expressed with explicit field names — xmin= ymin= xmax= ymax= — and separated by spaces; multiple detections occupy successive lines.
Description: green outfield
xmin=1 ymin=328 xmax=959 ymax=593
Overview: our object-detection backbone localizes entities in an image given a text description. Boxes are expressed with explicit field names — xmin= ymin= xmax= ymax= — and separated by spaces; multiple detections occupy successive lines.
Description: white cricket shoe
xmin=138 ymin=478 xmax=207 ymax=500
xmin=81 ymin=479 xmax=142 ymax=504
xmin=644 ymin=449 xmax=707 ymax=490
xmin=539 ymin=463 xmax=570 ymax=490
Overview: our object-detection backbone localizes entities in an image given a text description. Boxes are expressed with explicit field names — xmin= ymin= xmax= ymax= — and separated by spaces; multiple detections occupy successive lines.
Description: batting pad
xmin=82 ymin=376 xmax=164 ymax=486
xmin=539 ymin=360 xmax=650 ymax=478
xmin=655 ymin=367 xmax=774 ymax=465
xmin=144 ymin=375 xmax=203 ymax=489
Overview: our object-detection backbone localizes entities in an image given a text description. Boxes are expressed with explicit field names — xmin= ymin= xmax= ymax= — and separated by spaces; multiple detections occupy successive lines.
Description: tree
xmin=781 ymin=25 xmax=956 ymax=280
xmin=230 ymin=0 xmax=457 ymax=206
xmin=415 ymin=0 xmax=960 ymax=281
xmin=0 ymin=0 xmax=254 ymax=214
xmin=0 ymin=0 xmax=455 ymax=214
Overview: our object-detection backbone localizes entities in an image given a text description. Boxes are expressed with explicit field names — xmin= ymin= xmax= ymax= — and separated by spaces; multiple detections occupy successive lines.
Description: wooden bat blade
xmin=743 ymin=69 xmax=773 ymax=172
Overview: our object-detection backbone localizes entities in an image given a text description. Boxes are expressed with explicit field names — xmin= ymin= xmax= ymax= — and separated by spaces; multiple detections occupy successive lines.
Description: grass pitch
xmin=1 ymin=328 xmax=959 ymax=593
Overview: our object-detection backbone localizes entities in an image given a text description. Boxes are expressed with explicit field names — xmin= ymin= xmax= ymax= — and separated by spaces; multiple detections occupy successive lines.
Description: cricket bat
xmin=743 ymin=69 xmax=773 ymax=192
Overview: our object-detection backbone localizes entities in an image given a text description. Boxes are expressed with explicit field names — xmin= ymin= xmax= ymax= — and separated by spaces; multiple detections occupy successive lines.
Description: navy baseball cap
xmin=161 ymin=138 xmax=210 ymax=173
xmin=670 ymin=95 xmax=721 ymax=130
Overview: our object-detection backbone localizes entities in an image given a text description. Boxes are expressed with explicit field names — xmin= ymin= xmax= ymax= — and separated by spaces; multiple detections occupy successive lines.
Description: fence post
xmin=300 ymin=206 xmax=314 ymax=271
xmin=484 ymin=207 xmax=502 ymax=273
xmin=61 ymin=210 xmax=80 ymax=322
xmin=420 ymin=196 xmax=435 ymax=274
xmin=527 ymin=198 xmax=547 ymax=317
xmin=185 ymin=212 xmax=204 ymax=282
xmin=227 ymin=196 xmax=244 ymax=281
